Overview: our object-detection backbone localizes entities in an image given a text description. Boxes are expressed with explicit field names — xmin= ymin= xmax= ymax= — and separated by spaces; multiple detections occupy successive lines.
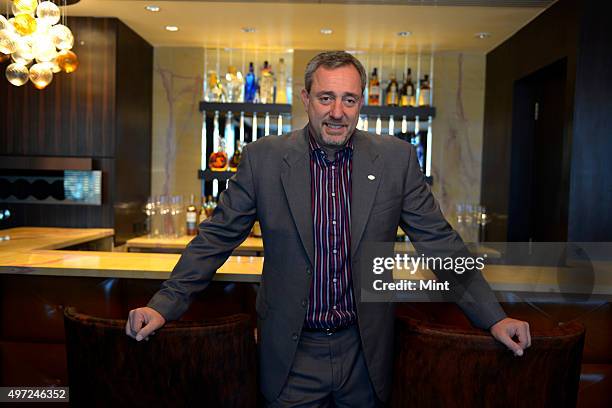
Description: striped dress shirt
xmin=305 ymin=133 xmax=357 ymax=329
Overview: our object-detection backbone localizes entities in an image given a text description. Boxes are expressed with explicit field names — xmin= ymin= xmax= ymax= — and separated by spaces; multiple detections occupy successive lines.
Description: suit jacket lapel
xmin=351 ymin=130 xmax=383 ymax=259
xmin=281 ymin=128 xmax=315 ymax=267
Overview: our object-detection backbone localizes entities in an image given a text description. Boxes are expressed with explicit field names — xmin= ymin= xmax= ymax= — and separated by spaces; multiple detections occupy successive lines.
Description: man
xmin=126 ymin=51 xmax=531 ymax=406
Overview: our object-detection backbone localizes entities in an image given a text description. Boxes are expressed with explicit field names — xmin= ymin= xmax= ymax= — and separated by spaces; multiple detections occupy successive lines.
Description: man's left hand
xmin=490 ymin=317 xmax=531 ymax=356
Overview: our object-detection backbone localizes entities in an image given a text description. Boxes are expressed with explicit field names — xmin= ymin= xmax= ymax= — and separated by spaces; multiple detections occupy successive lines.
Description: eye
xmin=343 ymin=97 xmax=357 ymax=107
xmin=318 ymin=96 xmax=333 ymax=104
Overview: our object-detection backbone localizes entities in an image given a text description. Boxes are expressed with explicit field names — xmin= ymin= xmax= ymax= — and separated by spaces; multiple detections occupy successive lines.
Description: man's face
xmin=301 ymin=65 xmax=364 ymax=147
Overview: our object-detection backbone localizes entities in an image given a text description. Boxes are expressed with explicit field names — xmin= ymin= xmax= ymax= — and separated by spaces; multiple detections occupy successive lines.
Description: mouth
xmin=323 ymin=122 xmax=347 ymax=131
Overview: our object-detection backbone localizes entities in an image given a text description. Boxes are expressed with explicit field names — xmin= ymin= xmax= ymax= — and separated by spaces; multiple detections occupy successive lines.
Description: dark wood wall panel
xmin=481 ymin=0 xmax=581 ymax=241
xmin=0 ymin=17 xmax=116 ymax=158
xmin=568 ymin=0 xmax=612 ymax=241
xmin=113 ymin=20 xmax=153 ymax=243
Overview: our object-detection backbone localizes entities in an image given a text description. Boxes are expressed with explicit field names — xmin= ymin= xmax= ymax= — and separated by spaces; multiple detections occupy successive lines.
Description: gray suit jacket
xmin=148 ymin=127 xmax=506 ymax=402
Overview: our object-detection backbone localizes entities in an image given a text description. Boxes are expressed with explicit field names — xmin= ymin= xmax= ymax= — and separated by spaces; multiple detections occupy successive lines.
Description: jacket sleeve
xmin=397 ymin=144 xmax=506 ymax=330
xmin=147 ymin=144 xmax=258 ymax=321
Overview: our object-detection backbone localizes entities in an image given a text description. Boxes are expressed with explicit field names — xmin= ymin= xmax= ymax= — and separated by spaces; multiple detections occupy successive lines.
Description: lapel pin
xmin=368 ymin=175 xmax=376 ymax=180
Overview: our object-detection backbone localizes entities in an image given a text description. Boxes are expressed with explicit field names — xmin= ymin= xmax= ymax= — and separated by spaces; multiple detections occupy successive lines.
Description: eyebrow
xmin=314 ymin=91 xmax=361 ymax=98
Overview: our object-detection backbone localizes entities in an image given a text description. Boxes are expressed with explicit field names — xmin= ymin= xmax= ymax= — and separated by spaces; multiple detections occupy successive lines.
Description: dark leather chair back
xmin=64 ymin=308 xmax=257 ymax=407
xmin=392 ymin=315 xmax=585 ymax=408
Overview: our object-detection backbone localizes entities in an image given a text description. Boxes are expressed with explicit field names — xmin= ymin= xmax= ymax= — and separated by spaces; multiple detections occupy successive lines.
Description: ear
xmin=300 ymin=88 xmax=310 ymax=108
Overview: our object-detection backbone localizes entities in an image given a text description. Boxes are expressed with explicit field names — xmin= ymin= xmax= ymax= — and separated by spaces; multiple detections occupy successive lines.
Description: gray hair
xmin=304 ymin=51 xmax=367 ymax=94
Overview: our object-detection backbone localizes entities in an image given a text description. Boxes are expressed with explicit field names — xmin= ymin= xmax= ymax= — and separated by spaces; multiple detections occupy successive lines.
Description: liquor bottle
xmin=206 ymin=70 xmax=225 ymax=102
xmin=399 ymin=68 xmax=415 ymax=107
xmin=199 ymin=196 xmax=208 ymax=224
xmin=224 ymin=66 xmax=244 ymax=103
xmin=186 ymin=194 xmax=198 ymax=235
xmin=418 ymin=74 xmax=431 ymax=107
xmin=414 ymin=133 xmax=425 ymax=170
xmin=205 ymin=196 xmax=217 ymax=218
xmin=244 ymin=62 xmax=258 ymax=103
xmin=229 ymin=140 xmax=244 ymax=171
xmin=259 ymin=60 xmax=275 ymax=104
xmin=208 ymin=137 xmax=228 ymax=171
xmin=385 ymin=72 xmax=399 ymax=106
xmin=275 ymin=58 xmax=288 ymax=104
xmin=368 ymin=68 xmax=380 ymax=106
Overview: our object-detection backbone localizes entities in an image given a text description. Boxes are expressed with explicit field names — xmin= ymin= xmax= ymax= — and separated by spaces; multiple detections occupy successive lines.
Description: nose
xmin=329 ymin=99 xmax=344 ymax=119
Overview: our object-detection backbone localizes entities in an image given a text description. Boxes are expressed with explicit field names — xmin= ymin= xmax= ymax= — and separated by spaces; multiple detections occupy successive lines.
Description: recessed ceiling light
xmin=475 ymin=32 xmax=491 ymax=39
xmin=320 ymin=28 xmax=333 ymax=35
xmin=345 ymin=50 xmax=365 ymax=55
xmin=397 ymin=31 xmax=412 ymax=37
xmin=286 ymin=48 xmax=294 ymax=53
xmin=241 ymin=27 xmax=256 ymax=33
xmin=165 ymin=25 xmax=179 ymax=32
xmin=145 ymin=5 xmax=160 ymax=12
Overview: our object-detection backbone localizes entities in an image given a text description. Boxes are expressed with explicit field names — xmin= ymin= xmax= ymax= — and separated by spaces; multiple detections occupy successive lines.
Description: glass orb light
xmin=13 ymin=0 xmax=39 ymax=15
xmin=6 ymin=62 xmax=30 ymax=86
xmin=41 ymin=60 xmax=60 ymax=73
xmin=57 ymin=49 xmax=78 ymax=73
xmin=29 ymin=62 xmax=53 ymax=89
xmin=11 ymin=38 xmax=34 ymax=65
xmin=13 ymin=13 xmax=37 ymax=36
xmin=0 ymin=15 xmax=9 ymax=31
xmin=32 ymin=35 xmax=56 ymax=61
xmin=36 ymin=1 xmax=61 ymax=26
xmin=50 ymin=24 xmax=74 ymax=50
xmin=0 ymin=30 xmax=18 ymax=55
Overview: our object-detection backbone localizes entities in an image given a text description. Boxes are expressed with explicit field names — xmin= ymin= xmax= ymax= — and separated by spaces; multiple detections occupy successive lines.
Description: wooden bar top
xmin=0 ymin=227 xmax=114 ymax=251
xmin=126 ymin=234 xmax=263 ymax=251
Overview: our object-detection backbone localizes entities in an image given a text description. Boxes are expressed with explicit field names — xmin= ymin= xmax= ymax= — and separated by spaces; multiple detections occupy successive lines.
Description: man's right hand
xmin=125 ymin=307 xmax=166 ymax=341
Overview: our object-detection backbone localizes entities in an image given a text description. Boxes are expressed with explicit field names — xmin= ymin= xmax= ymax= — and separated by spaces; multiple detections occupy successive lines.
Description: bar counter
xmin=1 ymin=227 xmax=610 ymax=295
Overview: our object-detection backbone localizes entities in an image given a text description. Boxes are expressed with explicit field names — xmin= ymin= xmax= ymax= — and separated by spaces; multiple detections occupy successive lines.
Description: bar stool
xmin=392 ymin=311 xmax=585 ymax=408
xmin=64 ymin=307 xmax=257 ymax=407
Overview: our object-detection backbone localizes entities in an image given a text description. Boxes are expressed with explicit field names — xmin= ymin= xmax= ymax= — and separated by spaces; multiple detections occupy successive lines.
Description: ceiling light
xmin=475 ymin=32 xmax=491 ymax=39
xmin=241 ymin=27 xmax=256 ymax=33
xmin=397 ymin=31 xmax=412 ymax=37
xmin=165 ymin=25 xmax=179 ymax=32
xmin=286 ymin=48 xmax=294 ymax=53
xmin=320 ymin=28 xmax=333 ymax=35
xmin=145 ymin=5 xmax=160 ymax=12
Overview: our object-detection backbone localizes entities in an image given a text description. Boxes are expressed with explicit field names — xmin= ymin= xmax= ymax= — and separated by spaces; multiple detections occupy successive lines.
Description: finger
xmin=130 ymin=311 xmax=145 ymax=334
xmin=518 ymin=322 xmax=531 ymax=349
xmin=497 ymin=332 xmax=524 ymax=356
xmin=525 ymin=322 xmax=532 ymax=348
xmin=136 ymin=321 xmax=158 ymax=341
xmin=126 ymin=310 xmax=139 ymax=338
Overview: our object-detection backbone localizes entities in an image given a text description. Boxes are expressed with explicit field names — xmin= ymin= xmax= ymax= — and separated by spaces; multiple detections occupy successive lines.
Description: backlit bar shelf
xmin=199 ymin=102 xmax=292 ymax=115
xmin=360 ymin=105 xmax=436 ymax=119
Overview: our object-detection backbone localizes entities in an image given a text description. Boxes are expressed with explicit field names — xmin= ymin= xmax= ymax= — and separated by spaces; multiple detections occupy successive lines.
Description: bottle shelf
xmin=198 ymin=169 xmax=236 ymax=181
xmin=199 ymin=102 xmax=292 ymax=115
xmin=360 ymin=105 xmax=435 ymax=119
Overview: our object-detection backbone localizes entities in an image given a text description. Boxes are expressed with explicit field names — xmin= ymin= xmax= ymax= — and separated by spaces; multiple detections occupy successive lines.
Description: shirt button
xmin=331 ymin=193 xmax=336 ymax=197
xmin=332 ymin=166 xmax=335 ymax=170
xmin=332 ymin=220 xmax=336 ymax=225
xmin=332 ymin=249 xmax=337 ymax=254
xmin=301 ymin=299 xmax=308 ymax=308
xmin=332 ymin=278 xmax=337 ymax=283
xmin=292 ymin=333 xmax=298 ymax=341
xmin=332 ymin=305 xmax=337 ymax=310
